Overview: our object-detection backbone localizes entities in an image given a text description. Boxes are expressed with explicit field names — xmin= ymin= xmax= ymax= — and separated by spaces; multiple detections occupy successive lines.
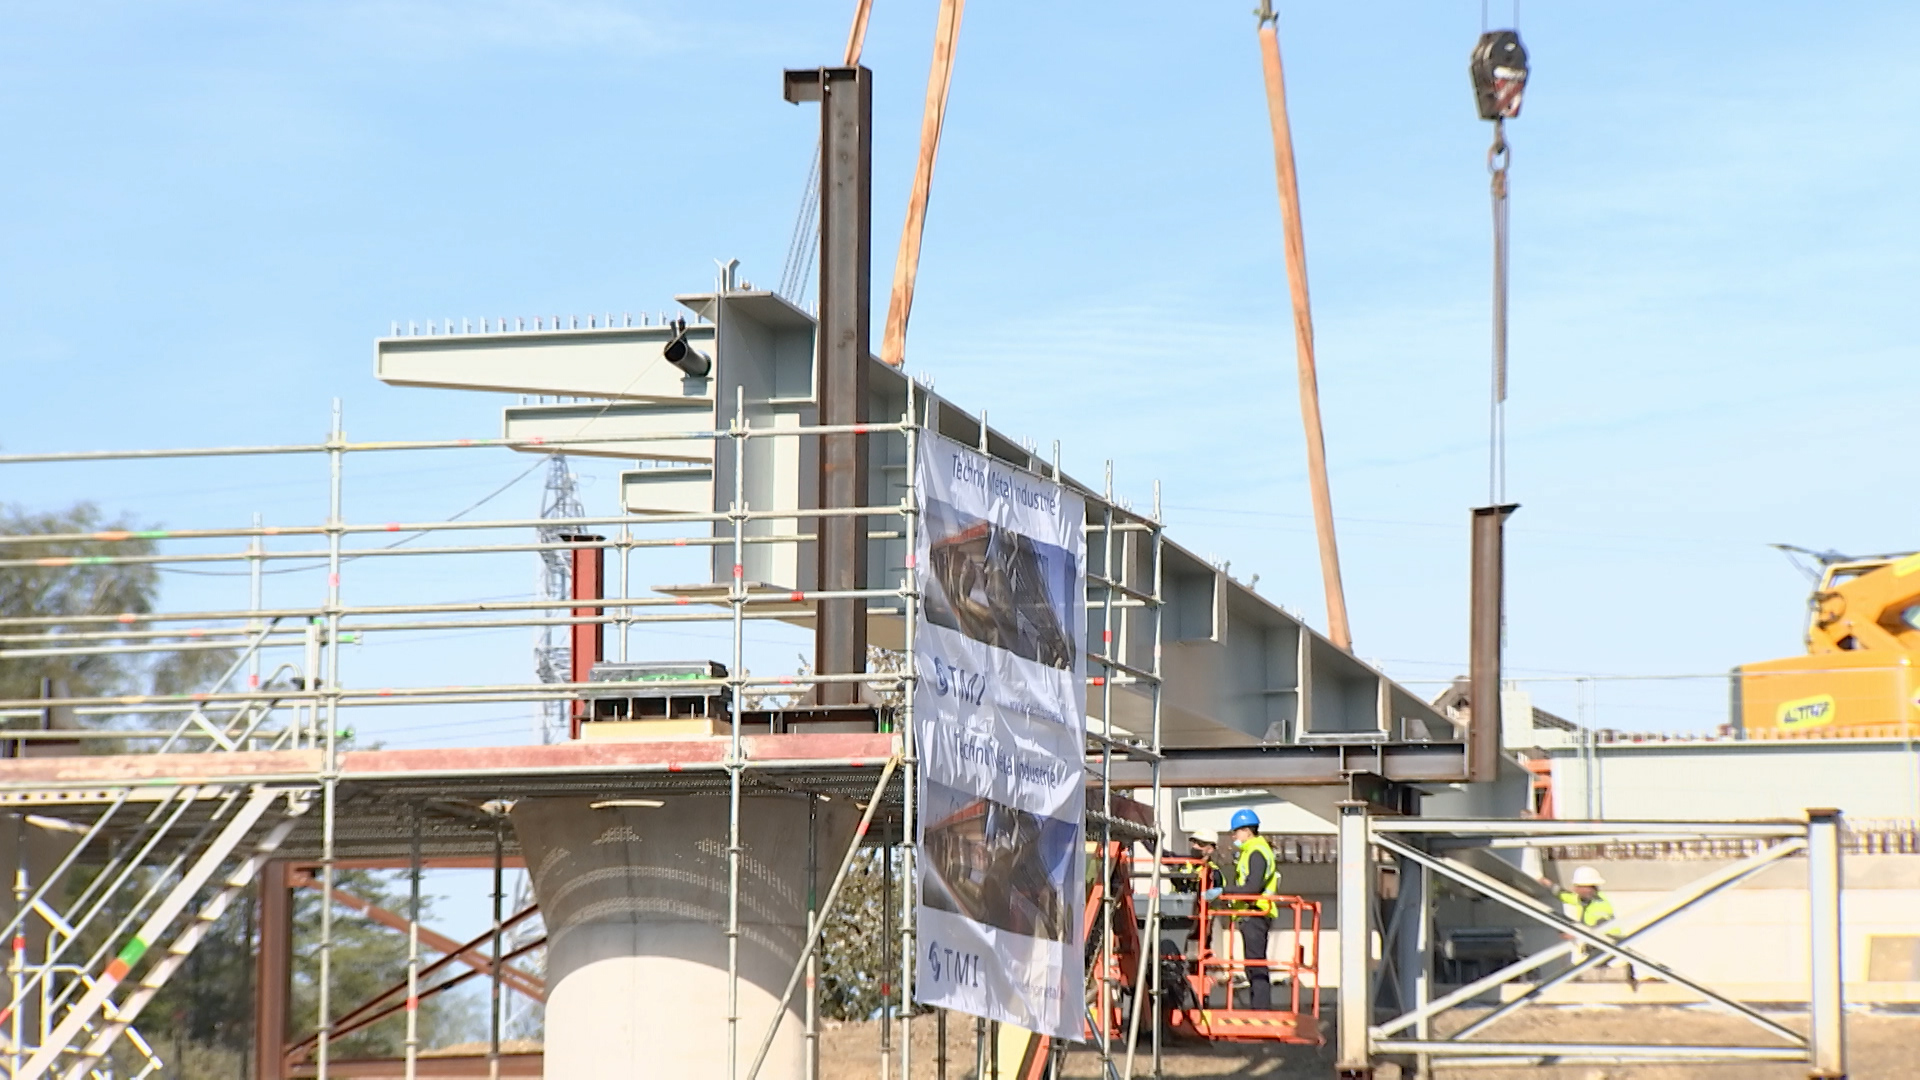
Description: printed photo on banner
xmin=921 ymin=497 xmax=1080 ymax=671
xmin=919 ymin=779 xmax=1077 ymax=943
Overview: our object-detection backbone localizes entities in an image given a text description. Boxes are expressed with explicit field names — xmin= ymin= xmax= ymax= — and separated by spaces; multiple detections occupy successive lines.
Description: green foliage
xmin=818 ymin=847 xmax=906 ymax=1022
xmin=0 ymin=503 xmax=475 ymax=1071
xmin=0 ymin=501 xmax=239 ymax=723
xmin=290 ymin=870 xmax=470 ymax=1060
xmin=0 ymin=502 xmax=163 ymax=702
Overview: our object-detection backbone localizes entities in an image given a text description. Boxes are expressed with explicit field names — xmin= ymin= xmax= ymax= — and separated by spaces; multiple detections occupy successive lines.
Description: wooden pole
xmin=843 ymin=0 xmax=875 ymax=65
xmin=1258 ymin=13 xmax=1352 ymax=650
xmin=881 ymin=0 xmax=966 ymax=367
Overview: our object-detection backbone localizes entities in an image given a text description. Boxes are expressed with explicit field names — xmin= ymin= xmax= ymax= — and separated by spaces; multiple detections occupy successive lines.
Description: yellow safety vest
xmin=1557 ymin=890 xmax=1620 ymax=935
xmin=1231 ymin=835 xmax=1281 ymax=918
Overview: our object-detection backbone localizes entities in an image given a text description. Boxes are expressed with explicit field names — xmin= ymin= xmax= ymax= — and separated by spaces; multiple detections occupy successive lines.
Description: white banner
xmin=913 ymin=433 xmax=1087 ymax=1041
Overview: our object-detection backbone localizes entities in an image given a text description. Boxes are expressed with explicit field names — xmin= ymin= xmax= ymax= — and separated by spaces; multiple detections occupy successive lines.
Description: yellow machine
xmin=1736 ymin=551 xmax=1920 ymax=737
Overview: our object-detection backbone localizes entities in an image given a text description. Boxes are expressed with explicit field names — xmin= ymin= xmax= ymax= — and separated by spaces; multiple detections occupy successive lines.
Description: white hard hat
xmin=1570 ymin=866 xmax=1604 ymax=887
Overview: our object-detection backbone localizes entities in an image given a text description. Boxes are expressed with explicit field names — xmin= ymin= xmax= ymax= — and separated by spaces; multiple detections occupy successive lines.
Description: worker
xmin=1202 ymin=808 xmax=1279 ymax=1010
xmin=1540 ymin=866 xmax=1629 ymax=979
xmin=1541 ymin=865 xmax=1616 ymax=932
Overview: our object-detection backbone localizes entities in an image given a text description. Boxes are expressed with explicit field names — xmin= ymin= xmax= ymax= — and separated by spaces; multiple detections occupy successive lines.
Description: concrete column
xmin=513 ymin=793 xmax=855 ymax=1080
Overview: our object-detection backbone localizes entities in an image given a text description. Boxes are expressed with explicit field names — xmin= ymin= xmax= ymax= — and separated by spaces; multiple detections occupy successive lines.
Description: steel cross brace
xmin=1373 ymin=834 xmax=1808 ymax=1043
xmin=287 ymin=870 xmax=545 ymax=1000
xmin=1369 ymin=832 xmax=1806 ymax=1053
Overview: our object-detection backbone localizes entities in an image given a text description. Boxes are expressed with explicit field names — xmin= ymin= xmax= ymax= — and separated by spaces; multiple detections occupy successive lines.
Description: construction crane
xmin=1735 ymin=548 xmax=1920 ymax=737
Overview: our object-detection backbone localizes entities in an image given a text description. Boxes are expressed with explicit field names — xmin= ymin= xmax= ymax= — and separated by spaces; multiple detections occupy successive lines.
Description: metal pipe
xmin=728 ymin=385 xmax=748 ymax=1080
xmin=488 ymin=822 xmax=504 ymax=1080
xmin=1807 ymin=808 xmax=1846 ymax=1078
xmin=880 ymin=837 xmax=893 ymax=1080
xmin=1374 ymin=1041 xmax=1806 ymax=1062
xmin=0 ymin=505 xmax=908 ymax=562
xmin=404 ymin=815 xmax=421 ymax=1080
xmin=1098 ymin=460 xmax=1117 ymax=1071
xmin=0 ymin=417 xmax=917 ymax=469
xmin=897 ymin=379 xmax=918 ymax=1080
xmin=0 ymin=530 xmax=908 ymax=572
xmin=805 ymin=798 xmax=820 ymax=1080
xmin=0 ymin=575 xmax=919 ymax=630
xmin=0 ymin=754 xmax=901 ymax=798
xmin=1336 ymin=802 xmax=1372 ymax=1076
xmin=1148 ymin=483 xmax=1165 ymax=1080
xmin=1383 ymin=854 xmax=1431 ymax=1079
xmin=744 ymin=757 xmax=901 ymax=1080
xmin=1374 ymin=818 xmax=1804 ymax=837
xmin=317 ymin=398 xmax=346 ymax=1080
xmin=0 ymin=669 xmax=905 ymax=712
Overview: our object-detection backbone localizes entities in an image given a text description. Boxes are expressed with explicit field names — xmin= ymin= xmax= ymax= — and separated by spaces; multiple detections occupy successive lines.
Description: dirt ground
xmin=818 ymin=1007 xmax=1919 ymax=1079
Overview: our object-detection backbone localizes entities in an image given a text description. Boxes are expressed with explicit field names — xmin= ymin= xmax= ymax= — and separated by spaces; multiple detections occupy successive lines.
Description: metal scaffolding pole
xmin=404 ymin=814 xmax=421 ymax=1080
xmin=898 ymin=379 xmax=919 ymax=1080
xmin=1097 ymin=461 xmax=1117 ymax=1074
xmin=727 ymin=385 xmax=749 ymax=1080
xmin=745 ymin=758 xmax=901 ymax=1080
xmin=317 ymin=399 xmax=346 ymax=1080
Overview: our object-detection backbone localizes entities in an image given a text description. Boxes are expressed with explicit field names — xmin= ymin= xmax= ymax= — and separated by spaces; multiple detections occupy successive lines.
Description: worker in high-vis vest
xmin=1540 ymin=866 xmax=1629 ymax=978
xmin=1543 ymin=865 xmax=1618 ymax=932
xmin=1201 ymin=808 xmax=1279 ymax=1009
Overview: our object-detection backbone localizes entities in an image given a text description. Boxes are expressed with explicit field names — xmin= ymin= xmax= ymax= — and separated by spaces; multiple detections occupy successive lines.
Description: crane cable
xmin=1489 ymin=119 xmax=1510 ymax=505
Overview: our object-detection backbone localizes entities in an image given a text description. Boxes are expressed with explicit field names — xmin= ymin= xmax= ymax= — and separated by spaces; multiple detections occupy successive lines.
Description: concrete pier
xmin=514 ymin=793 xmax=855 ymax=1080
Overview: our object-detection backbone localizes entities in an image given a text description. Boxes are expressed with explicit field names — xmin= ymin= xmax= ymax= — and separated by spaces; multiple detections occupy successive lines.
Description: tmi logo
xmin=929 ymin=656 xmax=986 ymax=705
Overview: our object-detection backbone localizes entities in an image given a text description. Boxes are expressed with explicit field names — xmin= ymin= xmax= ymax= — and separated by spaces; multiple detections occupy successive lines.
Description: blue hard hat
xmin=1229 ymin=808 xmax=1261 ymax=831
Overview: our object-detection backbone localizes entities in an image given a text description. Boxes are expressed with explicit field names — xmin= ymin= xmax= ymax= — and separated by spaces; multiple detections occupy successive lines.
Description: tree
xmin=818 ymin=847 xmax=903 ymax=1021
xmin=1 ymin=502 xmax=476 ymax=1075
xmin=288 ymin=870 xmax=472 ymax=1061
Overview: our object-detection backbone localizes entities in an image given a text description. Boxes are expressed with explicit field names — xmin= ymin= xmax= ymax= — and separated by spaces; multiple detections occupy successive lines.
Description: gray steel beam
xmin=1467 ymin=504 xmax=1516 ymax=782
xmin=785 ymin=66 xmax=872 ymax=707
xmin=1095 ymin=742 xmax=1469 ymax=788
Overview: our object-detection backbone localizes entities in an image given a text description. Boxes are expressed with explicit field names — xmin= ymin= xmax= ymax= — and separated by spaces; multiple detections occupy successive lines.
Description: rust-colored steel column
xmin=562 ymin=534 xmax=605 ymax=737
xmin=1256 ymin=5 xmax=1351 ymax=651
xmin=1468 ymin=504 xmax=1518 ymax=782
xmin=254 ymin=859 xmax=291 ymax=1080
xmin=786 ymin=66 xmax=872 ymax=707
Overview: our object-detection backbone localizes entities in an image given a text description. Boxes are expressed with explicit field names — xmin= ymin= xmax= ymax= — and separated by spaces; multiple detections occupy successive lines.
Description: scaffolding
xmin=0 ymin=384 xmax=1172 ymax=1079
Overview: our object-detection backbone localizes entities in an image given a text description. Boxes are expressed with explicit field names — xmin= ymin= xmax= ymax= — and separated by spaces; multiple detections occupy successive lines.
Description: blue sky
xmin=2 ymin=0 xmax=1916 ymax=743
